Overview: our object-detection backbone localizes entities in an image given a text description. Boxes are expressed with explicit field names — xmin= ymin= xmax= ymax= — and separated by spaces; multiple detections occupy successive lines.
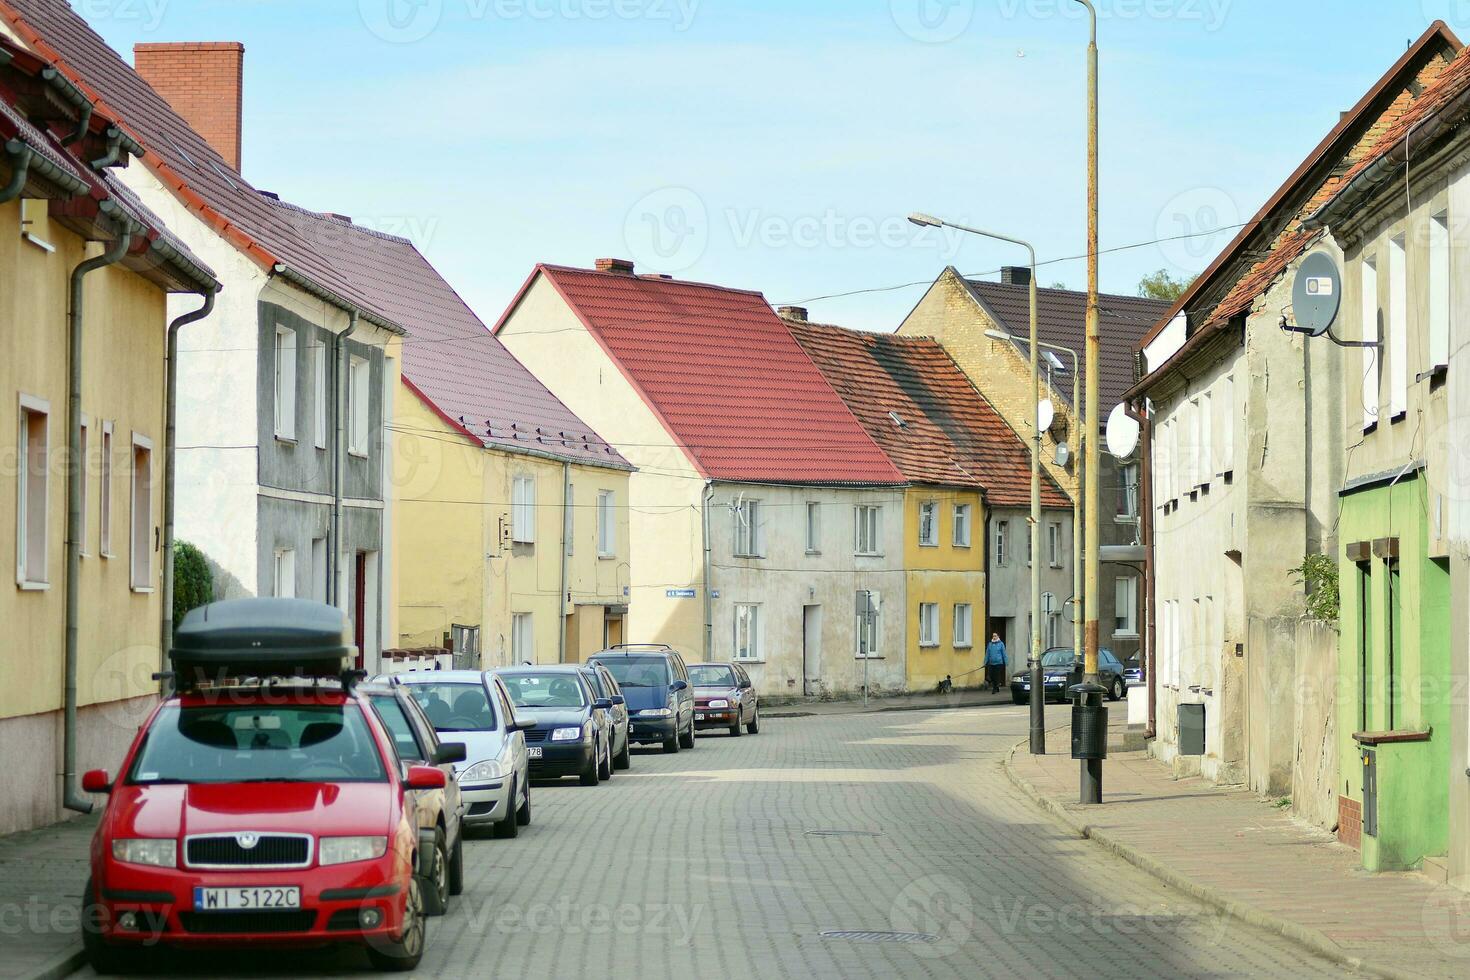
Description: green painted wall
xmin=1337 ymin=472 xmax=1451 ymax=871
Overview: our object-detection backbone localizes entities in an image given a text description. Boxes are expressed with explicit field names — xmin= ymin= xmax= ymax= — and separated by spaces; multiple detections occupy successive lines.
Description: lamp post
xmin=910 ymin=213 xmax=1044 ymax=754
xmin=987 ymin=331 xmax=1081 ymax=665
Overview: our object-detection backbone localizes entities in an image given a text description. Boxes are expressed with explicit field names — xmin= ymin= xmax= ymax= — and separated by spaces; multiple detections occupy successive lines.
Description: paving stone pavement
xmin=49 ymin=703 xmax=1355 ymax=979
xmin=1008 ymin=723 xmax=1470 ymax=980
xmin=0 ymin=812 xmax=95 ymax=980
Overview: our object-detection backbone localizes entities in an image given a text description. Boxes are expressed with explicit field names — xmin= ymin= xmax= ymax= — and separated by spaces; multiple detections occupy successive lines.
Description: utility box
xmin=1071 ymin=703 xmax=1108 ymax=760
xmin=1362 ymin=749 xmax=1377 ymax=838
xmin=1178 ymin=703 xmax=1206 ymax=756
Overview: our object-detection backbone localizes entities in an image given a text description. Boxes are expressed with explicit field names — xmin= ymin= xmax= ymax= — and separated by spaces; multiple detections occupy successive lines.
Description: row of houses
xmin=0 ymin=0 xmax=1158 ymax=834
xmin=1132 ymin=19 xmax=1470 ymax=887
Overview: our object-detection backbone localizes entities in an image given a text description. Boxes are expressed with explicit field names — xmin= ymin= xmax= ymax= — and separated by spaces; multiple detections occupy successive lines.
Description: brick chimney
xmin=778 ymin=306 xmax=808 ymax=322
xmin=1000 ymin=265 xmax=1032 ymax=287
xmin=595 ymin=258 xmax=635 ymax=275
xmin=134 ymin=42 xmax=245 ymax=172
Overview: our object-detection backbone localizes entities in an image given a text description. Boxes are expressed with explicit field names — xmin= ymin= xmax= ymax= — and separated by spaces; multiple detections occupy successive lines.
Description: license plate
xmin=696 ymin=713 xmax=706 ymax=720
xmin=194 ymin=886 xmax=300 ymax=911
xmin=527 ymin=746 xmax=543 ymax=759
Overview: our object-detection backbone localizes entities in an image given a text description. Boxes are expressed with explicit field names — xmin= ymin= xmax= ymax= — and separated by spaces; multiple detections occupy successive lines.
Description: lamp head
xmin=907 ymin=212 xmax=943 ymax=229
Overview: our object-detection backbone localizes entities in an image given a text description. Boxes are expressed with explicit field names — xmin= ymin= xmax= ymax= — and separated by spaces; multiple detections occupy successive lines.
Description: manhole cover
xmin=820 ymin=930 xmax=937 ymax=944
xmin=805 ymin=829 xmax=885 ymax=838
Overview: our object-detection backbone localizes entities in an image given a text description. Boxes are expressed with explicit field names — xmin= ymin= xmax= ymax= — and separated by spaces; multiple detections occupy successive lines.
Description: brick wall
xmin=134 ymin=42 xmax=244 ymax=172
xmin=1338 ymin=796 xmax=1363 ymax=849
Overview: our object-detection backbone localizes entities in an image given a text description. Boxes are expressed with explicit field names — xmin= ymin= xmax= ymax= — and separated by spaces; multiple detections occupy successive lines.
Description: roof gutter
xmin=88 ymin=125 xmax=141 ymax=170
xmin=40 ymin=66 xmax=92 ymax=146
xmin=0 ymin=140 xmax=31 ymax=203
xmin=271 ymin=262 xmax=406 ymax=337
xmin=5 ymin=136 xmax=87 ymax=196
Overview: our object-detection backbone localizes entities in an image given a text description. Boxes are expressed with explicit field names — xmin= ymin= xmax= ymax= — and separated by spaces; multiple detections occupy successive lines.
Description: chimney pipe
xmin=778 ymin=306 xmax=808 ymax=322
xmin=595 ymin=258 xmax=635 ymax=275
xmin=134 ymin=42 xmax=245 ymax=172
xmin=1000 ymin=266 xmax=1032 ymax=287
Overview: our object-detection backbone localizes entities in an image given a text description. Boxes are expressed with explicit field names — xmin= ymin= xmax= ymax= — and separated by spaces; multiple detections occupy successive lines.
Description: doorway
xmin=803 ymin=605 xmax=822 ymax=696
xmin=353 ymin=552 xmax=368 ymax=670
xmin=603 ymin=613 xmax=624 ymax=649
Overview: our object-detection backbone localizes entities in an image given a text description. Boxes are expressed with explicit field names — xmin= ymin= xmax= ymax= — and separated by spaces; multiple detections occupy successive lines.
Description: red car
xmin=690 ymin=662 xmax=761 ymax=736
xmin=80 ymin=598 xmax=452 ymax=973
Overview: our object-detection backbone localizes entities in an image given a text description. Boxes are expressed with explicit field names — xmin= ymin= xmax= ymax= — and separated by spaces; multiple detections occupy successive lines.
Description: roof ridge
xmin=966 ymin=277 xmax=1174 ymax=308
xmin=537 ymin=262 xmax=770 ymax=299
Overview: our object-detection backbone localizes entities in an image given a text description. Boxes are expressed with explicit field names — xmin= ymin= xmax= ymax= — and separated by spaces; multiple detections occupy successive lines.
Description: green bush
xmin=173 ymin=541 xmax=213 ymax=628
xmin=1290 ymin=553 xmax=1339 ymax=623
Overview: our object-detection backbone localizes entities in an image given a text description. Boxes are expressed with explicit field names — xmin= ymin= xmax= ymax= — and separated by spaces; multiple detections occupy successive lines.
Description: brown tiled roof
xmin=787 ymin=318 xmax=1069 ymax=508
xmin=961 ymin=279 xmax=1171 ymax=414
xmin=272 ymin=201 xmax=627 ymax=468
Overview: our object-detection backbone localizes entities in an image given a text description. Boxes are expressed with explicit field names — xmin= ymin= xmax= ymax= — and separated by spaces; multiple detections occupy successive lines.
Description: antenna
xmin=1037 ymin=399 xmax=1055 ymax=433
xmin=1105 ymin=403 xmax=1140 ymax=460
xmin=1282 ymin=252 xmax=1377 ymax=349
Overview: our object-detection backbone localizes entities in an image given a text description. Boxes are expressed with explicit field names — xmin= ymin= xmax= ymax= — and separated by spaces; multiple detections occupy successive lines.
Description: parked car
xmin=360 ymin=683 xmax=467 ymax=916
xmin=1123 ymin=657 xmax=1144 ymax=688
xmin=579 ymin=662 xmax=631 ymax=771
xmin=587 ymin=645 xmax=696 ymax=753
xmin=376 ymin=671 xmax=532 ymax=840
xmin=81 ymin=598 xmax=444 ymax=973
xmin=689 ymin=662 xmax=760 ymax=736
xmin=494 ymin=666 xmax=612 ymax=785
xmin=1010 ymin=647 xmax=1129 ymax=704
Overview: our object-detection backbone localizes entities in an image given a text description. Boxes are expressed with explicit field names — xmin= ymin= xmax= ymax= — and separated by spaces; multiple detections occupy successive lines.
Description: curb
xmin=764 ymin=696 xmax=1010 ymax=719
xmin=20 ymin=947 xmax=85 ymax=980
xmin=1001 ymin=734 xmax=1418 ymax=980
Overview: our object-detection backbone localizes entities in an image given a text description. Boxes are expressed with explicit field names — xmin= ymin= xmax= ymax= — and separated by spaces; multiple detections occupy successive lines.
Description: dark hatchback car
xmin=495 ymin=667 xmax=612 ymax=785
xmin=689 ymin=662 xmax=760 ymax=736
xmin=1010 ymin=647 xmax=1129 ymax=704
xmin=579 ymin=662 xmax=631 ymax=771
xmin=587 ymin=645 xmax=696 ymax=754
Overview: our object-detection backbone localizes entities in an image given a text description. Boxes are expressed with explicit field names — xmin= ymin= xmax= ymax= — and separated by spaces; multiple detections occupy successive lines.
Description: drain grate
xmin=821 ymin=930 xmax=937 ymax=944
xmin=804 ymin=829 xmax=885 ymax=838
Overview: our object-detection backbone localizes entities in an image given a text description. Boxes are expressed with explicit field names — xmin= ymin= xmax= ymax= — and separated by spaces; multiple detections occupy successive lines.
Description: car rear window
xmin=128 ymin=703 xmax=386 ymax=784
xmin=404 ymin=682 xmax=497 ymax=732
xmin=594 ymin=656 xmax=671 ymax=689
xmin=689 ymin=665 xmax=735 ymax=687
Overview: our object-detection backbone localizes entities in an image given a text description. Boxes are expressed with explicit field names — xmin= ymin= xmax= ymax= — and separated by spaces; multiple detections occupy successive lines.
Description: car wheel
xmin=663 ymin=729 xmax=680 ymax=753
xmin=366 ymin=875 xmax=426 ymax=972
xmin=579 ymin=748 xmax=601 ymax=785
xmin=493 ymin=778 xmax=520 ymax=839
xmin=598 ymin=738 xmax=613 ymax=780
xmin=448 ymin=834 xmax=465 ymax=895
xmin=1110 ymin=677 xmax=1125 ymax=702
xmin=679 ymin=718 xmax=695 ymax=749
xmin=419 ymin=828 xmax=449 ymax=916
xmin=82 ymin=876 xmax=143 ymax=975
xmin=729 ymin=711 xmax=743 ymax=738
xmin=614 ymin=732 xmax=632 ymax=770
xmin=516 ymin=781 xmax=532 ymax=826
xmin=747 ymin=709 xmax=760 ymax=735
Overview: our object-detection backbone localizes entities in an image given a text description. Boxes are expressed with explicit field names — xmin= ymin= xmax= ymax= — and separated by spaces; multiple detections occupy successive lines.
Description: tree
xmin=173 ymin=541 xmax=214 ymax=630
xmin=1137 ymin=268 xmax=1193 ymax=302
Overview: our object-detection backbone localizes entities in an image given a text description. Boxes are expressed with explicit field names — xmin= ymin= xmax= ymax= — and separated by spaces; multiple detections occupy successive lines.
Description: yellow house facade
xmin=902 ymin=487 xmax=986 ymax=690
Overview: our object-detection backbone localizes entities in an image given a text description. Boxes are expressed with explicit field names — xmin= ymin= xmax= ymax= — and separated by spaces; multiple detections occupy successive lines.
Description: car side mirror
xmin=594 ymin=698 xmax=613 ymax=711
xmin=82 ymin=769 xmax=112 ymax=794
xmin=433 ymin=742 xmax=467 ymax=765
xmin=739 ymin=679 xmax=753 ymax=690
xmin=405 ymin=765 xmax=447 ymax=790
xmin=512 ymin=713 xmax=534 ymax=732
xmin=610 ymin=694 xmax=626 ymax=706
xmin=670 ymin=680 xmax=688 ymax=692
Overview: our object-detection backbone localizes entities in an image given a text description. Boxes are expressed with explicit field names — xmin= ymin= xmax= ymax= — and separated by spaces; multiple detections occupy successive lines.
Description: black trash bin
xmin=1071 ymin=701 xmax=1108 ymax=760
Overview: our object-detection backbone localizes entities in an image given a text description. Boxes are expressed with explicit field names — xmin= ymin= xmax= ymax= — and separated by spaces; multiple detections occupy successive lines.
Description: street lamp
xmin=986 ymin=331 xmax=1082 ymax=668
xmin=909 ymin=212 xmax=1045 ymax=755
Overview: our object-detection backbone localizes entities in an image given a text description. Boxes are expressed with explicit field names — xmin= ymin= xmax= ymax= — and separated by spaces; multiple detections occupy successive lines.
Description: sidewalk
xmin=0 ymin=815 xmax=94 ymax=980
xmin=1006 ymin=723 xmax=1470 ymax=980
xmin=764 ymin=685 xmax=1014 ymax=717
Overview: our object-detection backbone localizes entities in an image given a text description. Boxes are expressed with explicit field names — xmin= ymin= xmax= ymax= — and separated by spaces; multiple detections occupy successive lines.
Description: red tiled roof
xmin=271 ymin=201 xmax=627 ymax=468
xmin=787 ymin=318 xmax=1070 ymax=508
xmin=960 ymin=279 xmax=1171 ymax=414
xmin=0 ymin=0 xmax=390 ymax=323
xmin=525 ymin=265 xmax=905 ymax=485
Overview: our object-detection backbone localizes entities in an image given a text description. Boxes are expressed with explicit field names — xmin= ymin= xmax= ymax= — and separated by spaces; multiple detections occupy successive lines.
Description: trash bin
xmin=1178 ymin=702 xmax=1205 ymax=756
xmin=1071 ymin=701 xmax=1108 ymax=760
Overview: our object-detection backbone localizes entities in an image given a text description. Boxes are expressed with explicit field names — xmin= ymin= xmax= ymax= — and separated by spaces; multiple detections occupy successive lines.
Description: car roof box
xmin=172 ymin=598 xmax=355 ymax=686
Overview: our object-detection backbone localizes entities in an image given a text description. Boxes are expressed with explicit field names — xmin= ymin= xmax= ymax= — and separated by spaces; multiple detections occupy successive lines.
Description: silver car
xmin=382 ymin=671 xmax=533 ymax=838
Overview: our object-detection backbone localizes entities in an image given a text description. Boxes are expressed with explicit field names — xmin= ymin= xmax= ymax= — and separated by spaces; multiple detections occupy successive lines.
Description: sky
xmin=79 ymin=0 xmax=1470 ymax=332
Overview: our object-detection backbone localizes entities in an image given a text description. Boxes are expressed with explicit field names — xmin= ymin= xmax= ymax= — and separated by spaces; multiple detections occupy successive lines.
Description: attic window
xmin=889 ymin=411 xmax=907 ymax=429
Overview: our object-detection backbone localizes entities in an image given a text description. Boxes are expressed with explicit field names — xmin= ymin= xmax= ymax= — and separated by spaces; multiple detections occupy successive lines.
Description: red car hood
xmin=694 ymin=688 xmax=738 ymax=704
xmin=109 ymin=781 xmax=393 ymax=840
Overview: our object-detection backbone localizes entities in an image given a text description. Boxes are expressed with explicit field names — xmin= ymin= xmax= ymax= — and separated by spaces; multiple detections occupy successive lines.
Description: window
xmin=273 ymin=548 xmax=296 ymax=598
xmin=994 ymin=520 xmax=1009 ymax=565
xmin=953 ymin=603 xmax=973 ymax=648
xmin=918 ymin=501 xmax=938 ymax=547
xmin=855 ymin=504 xmax=882 ymax=556
xmin=130 ymin=435 xmax=153 ymax=591
xmin=348 ymin=355 xmax=370 ymax=455
xmin=919 ymin=602 xmax=939 ymax=647
xmin=1186 ymin=396 xmax=1201 ymax=489
xmin=312 ymin=339 xmax=327 ymax=449
xmin=1117 ymin=463 xmax=1139 ymax=520
xmin=1430 ymin=211 xmax=1451 ymax=370
xmin=311 ymin=537 xmax=328 ymax=602
xmin=100 ymin=421 xmax=113 ymax=558
xmin=1199 ymin=392 xmax=1212 ymax=485
xmin=1387 ymin=235 xmax=1407 ymax=419
xmin=1115 ymin=575 xmax=1138 ymax=637
xmin=953 ymin=503 xmax=972 ymax=547
xmin=1025 ymin=520 xmax=1033 ymax=566
xmin=1362 ymin=256 xmax=1380 ymax=430
xmin=733 ymin=498 xmax=763 ymax=558
xmin=273 ymin=325 xmax=296 ymax=440
xmin=79 ymin=418 xmax=90 ymax=557
xmin=16 ymin=396 xmax=49 ymax=588
xmin=512 ymin=476 xmax=536 ymax=544
xmin=805 ymin=501 xmax=821 ymax=553
xmin=734 ymin=603 xmax=761 ymax=661
xmin=856 ymin=590 xmax=881 ymax=658
xmin=512 ymin=612 xmax=533 ymax=662
xmin=1219 ymin=375 xmax=1235 ymax=476
xmin=1157 ymin=418 xmax=1173 ymax=504
xmin=1047 ymin=612 xmax=1061 ymax=648
xmin=597 ymin=490 xmax=615 ymax=557
xmin=1048 ymin=521 xmax=1063 ymax=568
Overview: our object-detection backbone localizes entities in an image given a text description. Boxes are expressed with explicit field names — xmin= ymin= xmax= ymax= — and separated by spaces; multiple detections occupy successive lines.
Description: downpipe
xmin=702 ymin=482 xmax=713 ymax=661
xmin=1127 ymin=399 xmax=1156 ymax=741
xmin=64 ymin=229 xmax=134 ymax=814
xmin=0 ymin=143 xmax=34 ymax=203
xmin=331 ymin=312 xmax=360 ymax=607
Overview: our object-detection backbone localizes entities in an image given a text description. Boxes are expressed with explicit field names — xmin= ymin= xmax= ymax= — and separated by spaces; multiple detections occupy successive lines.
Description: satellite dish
xmin=1290 ymin=252 xmax=1342 ymax=338
xmin=1036 ymin=399 xmax=1055 ymax=433
xmin=1106 ymin=403 xmax=1140 ymax=459
xmin=1055 ymin=443 xmax=1071 ymax=467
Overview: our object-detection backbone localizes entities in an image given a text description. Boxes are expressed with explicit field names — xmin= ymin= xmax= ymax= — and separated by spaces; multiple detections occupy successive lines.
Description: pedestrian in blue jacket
xmin=984 ymin=634 xmax=1008 ymax=694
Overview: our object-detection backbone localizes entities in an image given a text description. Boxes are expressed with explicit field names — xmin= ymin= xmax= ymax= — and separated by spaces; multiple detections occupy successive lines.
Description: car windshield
xmin=502 ymin=673 xmax=587 ymax=708
xmin=1040 ymin=649 xmax=1077 ymax=669
xmin=404 ymin=682 xmax=497 ymax=732
xmin=595 ymin=656 xmax=670 ymax=688
xmin=128 ymin=703 xmax=386 ymax=784
xmin=689 ymin=665 xmax=735 ymax=687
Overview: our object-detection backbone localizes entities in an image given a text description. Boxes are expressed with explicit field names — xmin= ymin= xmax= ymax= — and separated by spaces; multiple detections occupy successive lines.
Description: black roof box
xmin=172 ymin=598 xmax=355 ymax=686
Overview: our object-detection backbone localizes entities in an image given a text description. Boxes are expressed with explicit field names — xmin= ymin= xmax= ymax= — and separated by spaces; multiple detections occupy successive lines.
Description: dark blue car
xmin=495 ymin=666 xmax=613 ymax=785
xmin=1010 ymin=647 xmax=1128 ymax=704
xmin=588 ymin=645 xmax=697 ymax=754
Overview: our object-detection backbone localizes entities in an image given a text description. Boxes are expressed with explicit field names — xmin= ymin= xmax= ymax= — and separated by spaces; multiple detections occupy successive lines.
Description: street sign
xmin=666 ymin=589 xmax=696 ymax=599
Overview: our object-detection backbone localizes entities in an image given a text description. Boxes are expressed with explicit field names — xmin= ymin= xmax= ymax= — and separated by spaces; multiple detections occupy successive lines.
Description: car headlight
xmin=462 ymin=760 xmax=504 ymax=782
xmin=708 ymin=699 xmax=730 ymax=708
xmin=319 ymin=836 xmax=388 ymax=866
xmin=551 ymin=727 xmax=583 ymax=742
xmin=639 ymin=708 xmax=673 ymax=717
xmin=111 ymin=838 xmax=177 ymax=868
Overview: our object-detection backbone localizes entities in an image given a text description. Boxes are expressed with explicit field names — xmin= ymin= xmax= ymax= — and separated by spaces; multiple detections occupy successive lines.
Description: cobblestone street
xmin=70 ymin=705 xmax=1346 ymax=979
